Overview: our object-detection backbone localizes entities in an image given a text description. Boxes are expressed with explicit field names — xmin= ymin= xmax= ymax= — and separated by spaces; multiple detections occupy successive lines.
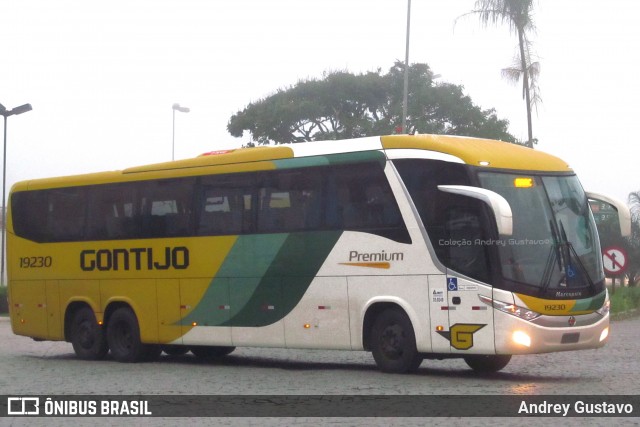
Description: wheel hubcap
xmin=78 ymin=322 xmax=94 ymax=348
xmin=381 ymin=324 xmax=404 ymax=359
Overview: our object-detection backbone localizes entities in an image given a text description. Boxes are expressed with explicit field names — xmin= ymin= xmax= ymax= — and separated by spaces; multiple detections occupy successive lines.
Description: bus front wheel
xmin=70 ymin=306 xmax=108 ymax=360
xmin=464 ymin=354 xmax=511 ymax=373
xmin=106 ymin=307 xmax=152 ymax=363
xmin=370 ymin=308 xmax=423 ymax=373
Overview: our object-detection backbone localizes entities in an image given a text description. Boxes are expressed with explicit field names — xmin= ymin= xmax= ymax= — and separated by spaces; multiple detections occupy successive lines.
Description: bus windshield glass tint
xmin=478 ymin=172 xmax=604 ymax=294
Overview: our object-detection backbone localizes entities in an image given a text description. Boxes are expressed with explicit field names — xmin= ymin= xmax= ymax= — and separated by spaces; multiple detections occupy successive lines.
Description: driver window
xmin=444 ymin=206 xmax=489 ymax=281
xmin=394 ymin=159 xmax=491 ymax=282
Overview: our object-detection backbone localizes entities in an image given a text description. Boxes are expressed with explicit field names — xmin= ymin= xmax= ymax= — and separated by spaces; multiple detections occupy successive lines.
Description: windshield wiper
xmin=558 ymin=221 xmax=571 ymax=283
xmin=558 ymin=220 xmax=596 ymax=292
xmin=540 ymin=219 xmax=565 ymax=295
xmin=539 ymin=245 xmax=558 ymax=290
xmin=564 ymin=239 xmax=597 ymax=293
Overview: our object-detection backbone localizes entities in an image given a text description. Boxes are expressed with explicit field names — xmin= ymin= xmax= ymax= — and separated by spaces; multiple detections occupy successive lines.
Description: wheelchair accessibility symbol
xmin=447 ymin=277 xmax=458 ymax=291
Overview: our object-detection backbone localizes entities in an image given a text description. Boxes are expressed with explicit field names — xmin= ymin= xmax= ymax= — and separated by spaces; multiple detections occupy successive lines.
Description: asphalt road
xmin=1 ymin=315 xmax=639 ymax=426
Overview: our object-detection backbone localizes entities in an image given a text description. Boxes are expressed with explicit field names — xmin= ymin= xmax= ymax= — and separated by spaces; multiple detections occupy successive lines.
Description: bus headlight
xmin=512 ymin=330 xmax=531 ymax=347
xmin=478 ymin=295 xmax=541 ymax=321
xmin=599 ymin=327 xmax=609 ymax=342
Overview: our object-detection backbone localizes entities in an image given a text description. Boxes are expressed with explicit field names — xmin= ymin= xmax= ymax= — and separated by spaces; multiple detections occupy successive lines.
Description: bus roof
xmin=123 ymin=134 xmax=570 ymax=173
xmin=12 ymin=134 xmax=571 ymax=191
xmin=381 ymin=134 xmax=571 ymax=172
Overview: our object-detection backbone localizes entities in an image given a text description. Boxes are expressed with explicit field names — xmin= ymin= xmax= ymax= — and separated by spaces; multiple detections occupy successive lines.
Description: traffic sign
xmin=602 ymin=246 xmax=628 ymax=276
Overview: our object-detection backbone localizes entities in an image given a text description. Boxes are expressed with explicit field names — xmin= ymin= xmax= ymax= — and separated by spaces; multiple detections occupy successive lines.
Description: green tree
xmin=227 ymin=62 xmax=516 ymax=145
xmin=460 ymin=0 xmax=540 ymax=148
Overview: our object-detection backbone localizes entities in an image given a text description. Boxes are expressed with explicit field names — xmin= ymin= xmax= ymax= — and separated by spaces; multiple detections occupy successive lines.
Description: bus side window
xmin=443 ymin=205 xmax=489 ymax=281
xmin=331 ymin=162 xmax=409 ymax=243
xmin=257 ymin=169 xmax=323 ymax=233
xmin=139 ymin=179 xmax=195 ymax=238
xmin=11 ymin=191 xmax=49 ymax=242
xmin=199 ymin=192 xmax=244 ymax=235
xmin=47 ymin=188 xmax=87 ymax=241
xmin=394 ymin=158 xmax=490 ymax=281
xmin=86 ymin=184 xmax=137 ymax=240
xmin=197 ymin=173 xmax=254 ymax=236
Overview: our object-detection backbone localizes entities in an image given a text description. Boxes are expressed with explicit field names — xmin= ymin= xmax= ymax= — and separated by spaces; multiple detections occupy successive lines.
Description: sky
xmin=1 ymin=0 xmax=639 ymax=204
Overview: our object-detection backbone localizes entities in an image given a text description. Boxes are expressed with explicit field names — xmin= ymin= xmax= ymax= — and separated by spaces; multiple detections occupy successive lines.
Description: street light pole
xmin=402 ymin=0 xmax=411 ymax=134
xmin=172 ymin=103 xmax=190 ymax=161
xmin=0 ymin=102 xmax=32 ymax=285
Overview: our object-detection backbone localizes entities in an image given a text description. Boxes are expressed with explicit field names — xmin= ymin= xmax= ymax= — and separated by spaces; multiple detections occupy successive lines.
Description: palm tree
xmin=460 ymin=0 xmax=539 ymax=148
xmin=630 ymin=191 xmax=640 ymax=220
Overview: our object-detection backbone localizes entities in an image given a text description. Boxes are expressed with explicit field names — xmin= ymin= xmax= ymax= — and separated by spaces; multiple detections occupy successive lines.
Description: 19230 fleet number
xmin=19 ymin=256 xmax=53 ymax=268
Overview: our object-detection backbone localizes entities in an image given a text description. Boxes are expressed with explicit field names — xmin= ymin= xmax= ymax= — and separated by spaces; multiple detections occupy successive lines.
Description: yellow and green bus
xmin=6 ymin=134 xmax=630 ymax=373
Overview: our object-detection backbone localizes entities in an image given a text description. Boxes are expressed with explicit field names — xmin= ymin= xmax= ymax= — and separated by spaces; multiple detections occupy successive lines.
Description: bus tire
xmin=106 ymin=307 xmax=149 ymax=363
xmin=370 ymin=308 xmax=423 ymax=373
xmin=191 ymin=345 xmax=236 ymax=360
xmin=464 ymin=354 xmax=511 ymax=373
xmin=70 ymin=306 xmax=109 ymax=360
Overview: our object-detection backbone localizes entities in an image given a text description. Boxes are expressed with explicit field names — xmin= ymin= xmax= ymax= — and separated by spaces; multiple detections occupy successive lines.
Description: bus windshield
xmin=477 ymin=172 xmax=604 ymax=295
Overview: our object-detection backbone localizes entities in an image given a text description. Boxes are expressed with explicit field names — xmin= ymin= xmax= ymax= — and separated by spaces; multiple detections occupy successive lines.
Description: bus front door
xmin=435 ymin=275 xmax=496 ymax=355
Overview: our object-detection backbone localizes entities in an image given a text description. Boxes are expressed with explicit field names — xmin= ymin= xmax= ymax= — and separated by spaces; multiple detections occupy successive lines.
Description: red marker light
xmin=199 ymin=149 xmax=235 ymax=156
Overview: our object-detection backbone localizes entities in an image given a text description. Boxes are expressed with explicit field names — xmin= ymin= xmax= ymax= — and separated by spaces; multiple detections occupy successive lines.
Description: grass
xmin=610 ymin=286 xmax=640 ymax=316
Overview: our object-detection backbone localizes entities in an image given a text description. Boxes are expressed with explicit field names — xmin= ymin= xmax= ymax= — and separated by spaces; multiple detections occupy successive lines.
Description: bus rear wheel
xmin=106 ymin=307 xmax=153 ymax=363
xmin=370 ymin=308 xmax=423 ymax=373
xmin=464 ymin=355 xmax=511 ymax=373
xmin=70 ymin=306 xmax=108 ymax=360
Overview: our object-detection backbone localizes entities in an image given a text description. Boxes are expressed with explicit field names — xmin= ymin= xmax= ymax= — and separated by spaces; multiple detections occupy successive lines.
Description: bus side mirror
xmin=438 ymin=185 xmax=513 ymax=236
xmin=586 ymin=191 xmax=631 ymax=237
